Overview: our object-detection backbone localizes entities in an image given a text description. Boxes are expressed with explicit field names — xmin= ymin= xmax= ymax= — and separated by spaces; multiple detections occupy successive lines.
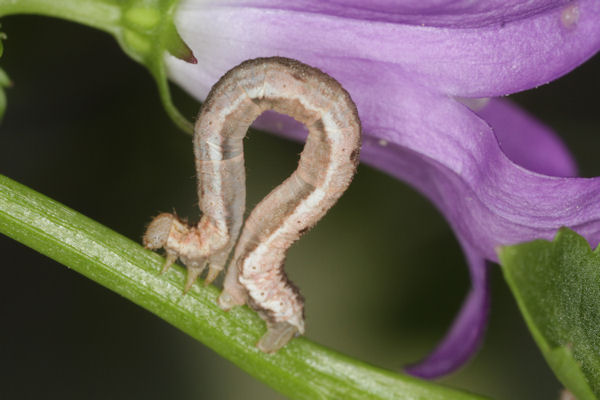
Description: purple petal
xmin=341 ymin=78 xmax=600 ymax=376
xmin=474 ymin=98 xmax=577 ymax=178
xmin=404 ymin=247 xmax=490 ymax=378
xmin=167 ymin=0 xmax=600 ymax=378
xmin=169 ymin=0 xmax=600 ymax=97
xmin=340 ymin=74 xmax=600 ymax=257
xmin=251 ymin=87 xmax=584 ymax=378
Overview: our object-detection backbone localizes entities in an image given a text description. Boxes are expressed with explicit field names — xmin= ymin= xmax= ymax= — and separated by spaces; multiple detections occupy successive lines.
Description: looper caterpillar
xmin=144 ymin=57 xmax=361 ymax=352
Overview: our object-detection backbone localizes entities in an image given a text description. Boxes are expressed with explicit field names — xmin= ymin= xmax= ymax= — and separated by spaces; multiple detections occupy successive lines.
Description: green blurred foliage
xmin=501 ymin=229 xmax=600 ymax=400
xmin=0 ymin=15 xmax=598 ymax=400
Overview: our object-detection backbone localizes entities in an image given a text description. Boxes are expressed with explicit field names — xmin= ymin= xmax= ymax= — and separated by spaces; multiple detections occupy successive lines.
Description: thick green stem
xmin=0 ymin=173 xmax=489 ymax=400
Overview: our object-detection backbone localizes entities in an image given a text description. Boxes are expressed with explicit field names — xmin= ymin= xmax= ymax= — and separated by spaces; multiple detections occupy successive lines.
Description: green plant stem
xmin=0 ymin=0 xmax=121 ymax=35
xmin=0 ymin=173 xmax=488 ymax=399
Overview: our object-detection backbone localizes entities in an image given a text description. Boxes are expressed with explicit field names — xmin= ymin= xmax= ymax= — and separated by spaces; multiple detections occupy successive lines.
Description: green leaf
xmin=499 ymin=228 xmax=600 ymax=399
xmin=0 ymin=173 xmax=489 ymax=400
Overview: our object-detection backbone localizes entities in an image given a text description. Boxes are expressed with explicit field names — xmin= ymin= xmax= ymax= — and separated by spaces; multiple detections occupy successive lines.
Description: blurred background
xmin=0 ymin=15 xmax=598 ymax=400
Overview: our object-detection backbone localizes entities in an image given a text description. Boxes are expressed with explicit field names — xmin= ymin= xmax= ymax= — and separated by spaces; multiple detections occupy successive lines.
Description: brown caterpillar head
xmin=143 ymin=213 xmax=178 ymax=250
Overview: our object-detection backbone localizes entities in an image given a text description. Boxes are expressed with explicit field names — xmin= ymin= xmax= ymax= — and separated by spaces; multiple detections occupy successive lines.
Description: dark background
xmin=0 ymin=15 xmax=598 ymax=400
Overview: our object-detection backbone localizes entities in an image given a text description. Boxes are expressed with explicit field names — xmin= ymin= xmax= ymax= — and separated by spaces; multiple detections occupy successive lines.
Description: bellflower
xmin=163 ymin=0 xmax=600 ymax=379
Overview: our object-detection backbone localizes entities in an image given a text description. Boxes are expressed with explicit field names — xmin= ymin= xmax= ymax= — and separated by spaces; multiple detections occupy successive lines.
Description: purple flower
xmin=165 ymin=0 xmax=600 ymax=378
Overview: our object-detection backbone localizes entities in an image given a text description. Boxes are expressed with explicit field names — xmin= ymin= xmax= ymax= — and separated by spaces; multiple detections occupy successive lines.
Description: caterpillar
xmin=144 ymin=57 xmax=361 ymax=352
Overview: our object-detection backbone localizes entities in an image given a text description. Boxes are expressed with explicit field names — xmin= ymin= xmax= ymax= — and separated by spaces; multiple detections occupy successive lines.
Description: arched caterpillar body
xmin=144 ymin=57 xmax=361 ymax=352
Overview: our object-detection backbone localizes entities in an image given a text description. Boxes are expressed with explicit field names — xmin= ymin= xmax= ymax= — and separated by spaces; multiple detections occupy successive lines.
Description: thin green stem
xmin=0 ymin=174 xmax=489 ymax=400
xmin=0 ymin=0 xmax=121 ymax=35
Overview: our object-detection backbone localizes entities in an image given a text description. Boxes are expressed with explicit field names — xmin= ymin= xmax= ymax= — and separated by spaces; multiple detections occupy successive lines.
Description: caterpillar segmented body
xmin=144 ymin=57 xmax=361 ymax=352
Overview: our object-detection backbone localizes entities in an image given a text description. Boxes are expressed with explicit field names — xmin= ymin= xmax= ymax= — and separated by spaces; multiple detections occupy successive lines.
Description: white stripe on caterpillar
xmin=144 ymin=57 xmax=361 ymax=352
